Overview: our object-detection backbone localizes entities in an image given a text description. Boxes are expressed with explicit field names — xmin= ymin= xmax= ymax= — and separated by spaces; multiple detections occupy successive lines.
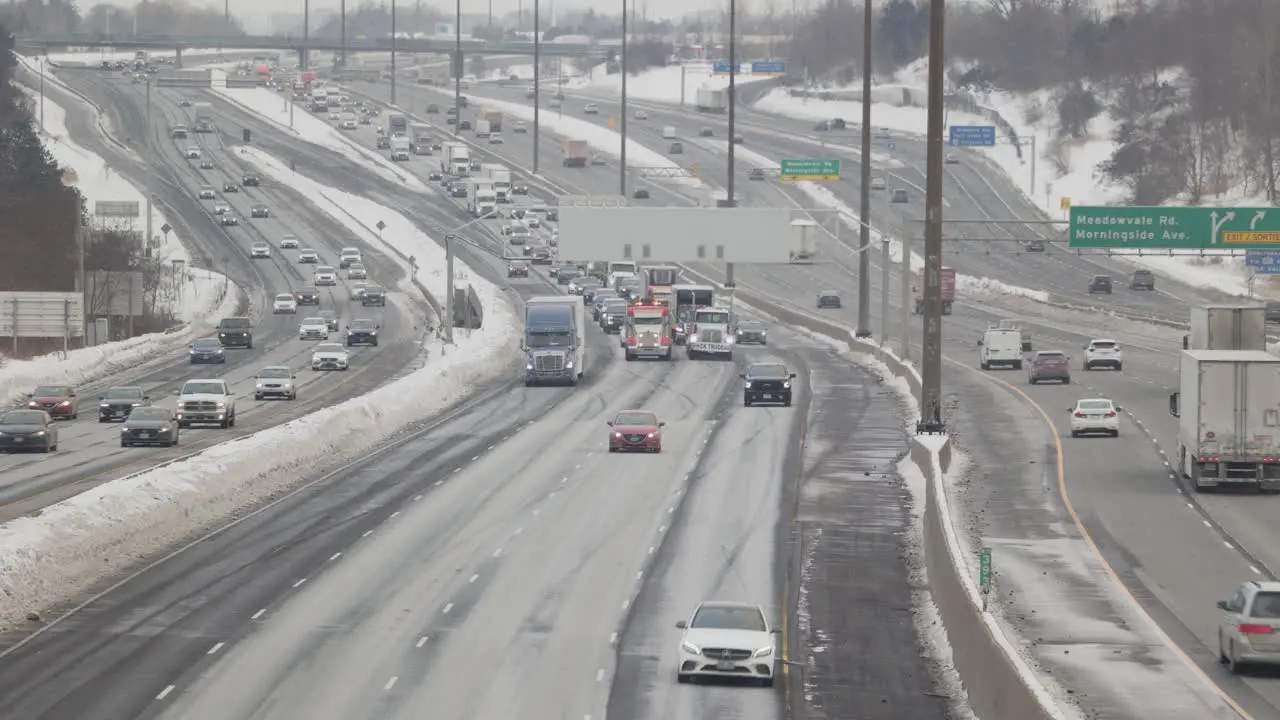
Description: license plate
xmin=13 ymin=437 xmax=23 ymax=443
xmin=715 ymin=661 xmax=735 ymax=671
xmin=762 ymin=394 xmax=772 ymax=399
xmin=139 ymin=432 xmax=152 ymax=437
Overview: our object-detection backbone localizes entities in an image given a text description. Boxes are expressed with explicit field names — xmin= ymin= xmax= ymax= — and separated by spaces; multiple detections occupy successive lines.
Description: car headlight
xmin=33 ymin=430 xmax=46 ymax=436
xmin=215 ymin=403 xmax=226 ymax=409
xmin=753 ymin=647 xmax=773 ymax=658
xmin=681 ymin=641 xmax=700 ymax=655
xmin=783 ymin=381 xmax=792 ymax=388
xmin=565 ymin=360 xmax=574 ymax=369
xmin=526 ymin=363 xmax=534 ymax=370
xmin=744 ymin=381 xmax=753 ymax=389
xmin=688 ymin=335 xmax=698 ymax=344
xmin=27 ymin=401 xmax=36 ymax=407
xmin=726 ymin=336 xmax=735 ymax=344
xmin=100 ymin=403 xmax=110 ymax=408
xmin=647 ymin=432 xmax=655 ymax=438
xmin=614 ymin=432 xmax=623 ymax=438
xmin=58 ymin=400 xmax=70 ymax=406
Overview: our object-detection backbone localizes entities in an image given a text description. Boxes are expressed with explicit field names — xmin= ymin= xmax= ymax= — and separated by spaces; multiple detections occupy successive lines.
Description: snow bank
xmin=0 ymin=154 xmax=521 ymax=631
xmin=209 ymin=75 xmax=430 ymax=193
xmin=431 ymin=89 xmax=704 ymax=189
xmin=43 ymin=47 xmax=259 ymax=65
xmin=1 ymin=81 xmax=240 ymax=406
xmin=584 ymin=63 xmax=774 ymax=104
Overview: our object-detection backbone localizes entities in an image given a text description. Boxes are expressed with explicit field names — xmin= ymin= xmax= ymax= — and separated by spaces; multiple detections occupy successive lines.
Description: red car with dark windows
xmin=27 ymin=385 xmax=78 ymax=419
xmin=607 ymin=410 xmax=665 ymax=453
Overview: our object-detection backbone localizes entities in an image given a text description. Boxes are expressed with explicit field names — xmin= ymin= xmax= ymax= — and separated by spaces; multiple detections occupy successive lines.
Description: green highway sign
xmin=780 ymin=158 xmax=840 ymax=182
xmin=1070 ymin=206 xmax=1280 ymax=249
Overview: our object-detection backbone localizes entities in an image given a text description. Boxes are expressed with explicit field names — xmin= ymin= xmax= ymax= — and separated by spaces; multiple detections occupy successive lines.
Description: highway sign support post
xmin=779 ymin=159 xmax=840 ymax=181
xmin=1070 ymin=206 xmax=1280 ymax=250
xmin=919 ymin=0 xmax=947 ymax=435
xmin=858 ymin=0 xmax=873 ymax=341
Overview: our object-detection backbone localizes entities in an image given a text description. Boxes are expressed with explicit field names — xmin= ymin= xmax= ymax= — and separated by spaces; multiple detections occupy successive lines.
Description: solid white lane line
xmin=417 ymin=636 xmax=430 ymax=648
xmin=329 ymin=552 xmax=343 ymax=561
xmin=293 ymin=578 xmax=307 ymax=588
xmin=156 ymin=685 xmax=175 ymax=700
xmin=251 ymin=608 xmax=266 ymax=620
xmin=443 ymin=602 xmax=454 ymax=614
xmin=207 ymin=642 xmax=224 ymax=655
xmin=384 ymin=676 xmax=398 ymax=691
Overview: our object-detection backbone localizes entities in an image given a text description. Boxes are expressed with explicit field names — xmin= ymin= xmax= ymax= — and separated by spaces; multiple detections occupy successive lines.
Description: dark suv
xmin=1088 ymin=275 xmax=1113 ymax=294
xmin=346 ymin=318 xmax=379 ymax=347
xmin=816 ymin=290 xmax=842 ymax=309
xmin=742 ymin=362 xmax=797 ymax=407
xmin=216 ymin=317 xmax=253 ymax=348
xmin=1130 ymin=270 xmax=1155 ymax=290
xmin=1028 ymin=351 xmax=1071 ymax=385
xmin=361 ymin=286 xmax=387 ymax=306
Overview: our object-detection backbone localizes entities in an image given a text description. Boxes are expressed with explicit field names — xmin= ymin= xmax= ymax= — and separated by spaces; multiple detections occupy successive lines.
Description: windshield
xmin=315 ymin=343 xmax=344 ymax=353
xmin=128 ymin=408 xmax=169 ymax=421
xmin=594 ymin=290 xmax=617 ymax=301
xmin=182 ymin=382 xmax=226 ymax=395
xmin=631 ymin=315 xmax=665 ymax=326
xmin=316 ymin=266 xmax=334 ymax=273
xmin=302 ymin=318 xmax=327 ymax=326
xmin=192 ymin=339 xmax=221 ymax=349
xmin=220 ymin=318 xmax=250 ymax=329
xmin=740 ymin=322 xmax=765 ymax=331
xmin=605 ymin=300 xmax=629 ymax=312
xmin=297 ymin=287 xmax=317 ymax=294
xmin=527 ymin=330 xmax=573 ymax=348
xmin=1077 ymin=400 xmax=1113 ymax=411
xmin=103 ymin=388 xmax=143 ymax=400
xmin=614 ymin=411 xmax=657 ymax=426
xmin=275 ymin=294 xmax=294 ymax=301
xmin=691 ymin=605 xmax=766 ymax=631
xmin=258 ymin=367 xmax=292 ymax=378
xmin=677 ymin=290 xmax=713 ymax=306
xmin=31 ymin=386 xmax=71 ymax=397
xmin=748 ymin=364 xmax=790 ymax=379
xmin=2 ymin=410 xmax=46 ymax=425
xmin=364 ymin=287 xmax=385 ymax=294
xmin=695 ymin=312 xmax=730 ymax=324
xmin=1036 ymin=353 xmax=1067 ymax=363
xmin=351 ymin=320 xmax=377 ymax=330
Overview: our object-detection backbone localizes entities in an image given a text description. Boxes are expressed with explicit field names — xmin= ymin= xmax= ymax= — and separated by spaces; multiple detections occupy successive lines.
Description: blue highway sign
xmin=948 ymin=125 xmax=996 ymax=147
xmin=751 ymin=61 xmax=786 ymax=75
xmin=713 ymin=62 xmax=742 ymax=74
xmin=1246 ymin=249 xmax=1280 ymax=273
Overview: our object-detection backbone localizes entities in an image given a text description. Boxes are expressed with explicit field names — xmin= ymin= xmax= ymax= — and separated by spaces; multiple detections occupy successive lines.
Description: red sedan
xmin=607 ymin=410 xmax=665 ymax=453
xmin=27 ymin=385 xmax=78 ymax=420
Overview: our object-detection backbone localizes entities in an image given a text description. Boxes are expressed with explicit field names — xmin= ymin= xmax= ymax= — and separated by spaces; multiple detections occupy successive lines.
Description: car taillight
xmin=1074 ymin=412 xmax=1085 ymax=418
xmin=627 ymin=336 xmax=637 ymax=345
xmin=1240 ymin=624 xmax=1275 ymax=635
xmin=1104 ymin=411 xmax=1116 ymax=418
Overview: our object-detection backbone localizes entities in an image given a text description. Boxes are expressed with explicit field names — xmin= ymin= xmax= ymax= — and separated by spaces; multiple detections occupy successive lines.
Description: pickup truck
xmin=174 ymin=378 xmax=236 ymax=428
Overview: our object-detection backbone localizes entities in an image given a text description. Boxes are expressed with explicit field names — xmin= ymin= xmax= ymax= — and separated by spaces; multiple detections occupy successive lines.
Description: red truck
xmin=913 ymin=266 xmax=956 ymax=315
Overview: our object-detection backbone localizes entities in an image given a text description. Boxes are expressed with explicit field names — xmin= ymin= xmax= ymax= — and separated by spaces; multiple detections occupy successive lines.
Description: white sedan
xmin=185 ymin=146 xmax=201 ymax=159
xmin=346 ymin=263 xmax=368 ymax=280
xmin=314 ymin=266 xmax=338 ymax=286
xmin=298 ymin=317 xmax=330 ymax=340
xmin=298 ymin=249 xmax=320 ymax=263
xmin=272 ymin=293 xmax=297 ymax=314
xmin=280 ymin=234 xmax=300 ymax=249
xmin=311 ymin=342 xmax=350 ymax=371
xmin=250 ymin=242 xmax=271 ymax=258
xmin=1069 ymin=398 xmax=1121 ymax=438
xmin=675 ymin=601 xmax=777 ymax=687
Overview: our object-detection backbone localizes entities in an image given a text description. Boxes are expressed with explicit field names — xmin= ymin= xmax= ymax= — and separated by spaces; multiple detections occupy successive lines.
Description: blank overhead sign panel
xmin=557 ymin=203 xmax=792 ymax=263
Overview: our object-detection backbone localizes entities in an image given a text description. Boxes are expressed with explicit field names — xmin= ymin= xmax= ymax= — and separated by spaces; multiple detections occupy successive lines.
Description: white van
xmin=978 ymin=327 xmax=1024 ymax=370
xmin=661 ymin=125 xmax=676 ymax=139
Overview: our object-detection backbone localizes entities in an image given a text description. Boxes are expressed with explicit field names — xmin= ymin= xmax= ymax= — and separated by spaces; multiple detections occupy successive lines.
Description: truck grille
xmin=699 ymin=329 xmax=723 ymax=343
xmin=701 ymin=648 xmax=751 ymax=661
xmin=534 ymin=354 xmax=564 ymax=372
xmin=182 ymin=401 xmax=218 ymax=412
xmin=751 ymin=380 xmax=785 ymax=391
xmin=625 ymin=434 xmax=646 ymax=443
xmin=638 ymin=332 xmax=661 ymax=347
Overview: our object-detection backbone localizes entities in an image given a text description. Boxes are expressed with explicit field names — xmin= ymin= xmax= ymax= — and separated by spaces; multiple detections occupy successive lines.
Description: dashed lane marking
xmin=207 ymin=642 xmax=224 ymax=655
xmin=416 ymin=636 xmax=430 ymax=648
xmin=156 ymin=685 xmax=175 ymax=700
xmin=251 ymin=608 xmax=266 ymax=620
xmin=384 ymin=676 xmax=398 ymax=691
xmin=329 ymin=552 xmax=342 ymax=561
xmin=443 ymin=602 xmax=454 ymax=614
xmin=293 ymin=578 xmax=307 ymax=588
xmin=468 ymin=574 xmax=479 ymax=583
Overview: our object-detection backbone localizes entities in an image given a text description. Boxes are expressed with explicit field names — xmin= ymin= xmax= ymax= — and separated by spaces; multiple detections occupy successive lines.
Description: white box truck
xmin=790 ymin=219 xmax=817 ymax=263
xmin=468 ymin=181 xmax=497 ymax=217
xmin=1170 ymin=349 xmax=1280 ymax=491
xmin=443 ymin=142 xmax=470 ymax=175
xmin=480 ymin=163 xmax=512 ymax=202
xmin=475 ymin=119 xmax=492 ymax=138
xmin=523 ymin=296 xmax=586 ymax=384
xmin=1184 ymin=305 xmax=1267 ymax=351
xmin=695 ymin=87 xmax=728 ymax=113
xmin=562 ymin=138 xmax=588 ymax=167
xmin=390 ymin=136 xmax=411 ymax=161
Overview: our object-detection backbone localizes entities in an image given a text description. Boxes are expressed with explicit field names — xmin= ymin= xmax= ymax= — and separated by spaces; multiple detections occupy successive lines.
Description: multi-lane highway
xmin=0 ymin=71 xmax=427 ymax=524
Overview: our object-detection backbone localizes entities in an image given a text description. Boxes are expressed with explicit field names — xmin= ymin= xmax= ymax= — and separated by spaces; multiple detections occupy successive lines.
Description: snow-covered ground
xmin=1 ymin=79 xmax=240 ymax=407
xmin=0 ymin=146 xmax=521 ymax=631
xmin=755 ymin=60 xmax=1274 ymax=299
xmin=44 ymin=47 xmax=262 ymax=66
xmin=583 ymin=63 xmax=776 ymax=104
xmin=208 ymin=73 xmax=431 ymax=192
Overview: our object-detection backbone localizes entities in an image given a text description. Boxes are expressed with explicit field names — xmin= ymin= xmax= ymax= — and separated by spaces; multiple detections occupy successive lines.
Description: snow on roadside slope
xmin=1 ymin=83 xmax=240 ymax=406
xmin=208 ymin=74 xmax=430 ymax=193
xmin=583 ymin=63 xmax=774 ymax=104
xmin=0 ymin=153 xmax=520 ymax=631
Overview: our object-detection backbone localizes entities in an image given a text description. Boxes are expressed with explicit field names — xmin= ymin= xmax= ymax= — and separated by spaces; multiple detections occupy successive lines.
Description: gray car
xmin=120 ymin=406 xmax=180 ymax=447
xmin=0 ymin=409 xmax=58 ymax=453
xmin=600 ymin=299 xmax=630 ymax=333
xmin=1028 ymin=351 xmax=1071 ymax=385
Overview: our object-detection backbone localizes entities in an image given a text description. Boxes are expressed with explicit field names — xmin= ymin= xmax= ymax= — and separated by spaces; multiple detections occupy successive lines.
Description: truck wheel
xmin=625 ymin=352 xmax=634 ymax=362
xmin=219 ymin=419 xmax=229 ymax=429
xmin=229 ymin=414 xmax=236 ymax=427
xmin=1013 ymin=361 xmax=1023 ymax=370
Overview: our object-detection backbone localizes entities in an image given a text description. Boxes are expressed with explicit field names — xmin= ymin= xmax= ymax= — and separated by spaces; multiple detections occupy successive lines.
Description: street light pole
xmin=302 ymin=0 xmax=309 ymax=70
xmin=38 ymin=57 xmax=44 ymax=132
xmin=724 ymin=0 xmax=737 ymax=290
xmin=454 ymin=0 xmax=462 ymax=138
xmin=533 ymin=0 xmax=541 ymax=173
xmin=340 ymin=0 xmax=346 ymax=69
xmin=854 ymin=0 xmax=873 ymax=338
xmin=921 ymin=0 xmax=947 ymax=425
xmin=620 ymin=0 xmax=627 ymax=196
xmin=144 ymin=77 xmax=154 ymax=263
xmin=390 ymin=0 xmax=397 ymax=105
xmin=445 ymin=234 xmax=455 ymax=343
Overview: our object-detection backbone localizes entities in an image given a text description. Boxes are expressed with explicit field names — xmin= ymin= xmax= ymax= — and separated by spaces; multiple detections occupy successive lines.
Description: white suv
xmin=1069 ymin=398 xmax=1120 ymax=438
xmin=339 ymin=247 xmax=362 ymax=268
xmin=1083 ymin=338 xmax=1123 ymax=371
xmin=314 ymin=266 xmax=338 ymax=285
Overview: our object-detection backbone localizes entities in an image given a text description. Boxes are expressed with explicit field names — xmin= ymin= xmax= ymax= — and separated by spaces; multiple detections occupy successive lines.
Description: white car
xmin=584 ymin=103 xmax=600 ymax=115
xmin=513 ymin=121 xmax=528 ymax=133
xmin=185 ymin=146 xmax=201 ymax=159
xmin=197 ymin=186 xmax=216 ymax=200
xmin=1083 ymin=338 xmax=1123 ymax=371
xmin=280 ymin=234 xmax=300 ymax=249
xmin=527 ymin=216 xmax=541 ymax=229
xmin=675 ymin=601 xmax=777 ymax=687
xmin=328 ymin=110 xmax=340 ymax=120
xmin=250 ymin=242 xmax=271 ymax=258
xmin=311 ymin=342 xmax=350 ymax=371
xmin=253 ymin=365 xmax=297 ymax=400
xmin=213 ymin=202 xmax=231 ymax=215
xmin=347 ymin=262 xmax=368 ymax=280
xmin=635 ymin=109 xmax=648 ymax=120
xmin=314 ymin=265 xmax=338 ymax=285
xmin=272 ymin=293 xmax=298 ymax=314
xmin=1069 ymin=398 xmax=1121 ymax=438
xmin=489 ymin=133 xmax=504 ymax=144
xmin=174 ymin=379 xmax=235 ymax=428
xmin=298 ymin=317 xmax=330 ymax=340
xmin=298 ymin=249 xmax=320 ymax=263
xmin=870 ymin=176 xmax=887 ymax=191
xmin=339 ymin=247 xmax=362 ymax=268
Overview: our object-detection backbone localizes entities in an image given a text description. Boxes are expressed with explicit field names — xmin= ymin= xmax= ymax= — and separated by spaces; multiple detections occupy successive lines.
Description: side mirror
xmin=143 ymin=396 xmax=151 ymax=400
xmin=291 ymin=374 xmax=297 ymax=379
xmin=789 ymin=372 xmax=797 ymax=379
xmin=173 ymin=389 xmax=181 ymax=396
xmin=520 ymin=343 xmax=528 ymax=352
xmin=976 ymin=340 xmax=984 ymax=346
xmin=738 ymin=373 xmax=746 ymax=379
xmin=1116 ymin=406 xmax=1123 ymax=412
xmin=1217 ymin=600 xmax=1230 ymax=611
xmin=226 ymin=392 xmax=235 ymax=397
xmin=1169 ymin=392 xmax=1180 ymax=418
xmin=675 ymin=620 xmax=687 ymax=629
xmin=188 ymin=345 xmax=194 ymax=349
xmin=606 ymin=421 xmax=614 ymax=426
xmin=659 ymin=421 xmax=666 ymax=427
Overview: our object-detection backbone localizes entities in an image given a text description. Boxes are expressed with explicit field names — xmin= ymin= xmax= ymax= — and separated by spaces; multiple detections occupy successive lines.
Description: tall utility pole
xmin=143 ymin=78 xmax=153 ymax=263
xmin=854 ymin=0 xmax=873 ymax=338
xmin=454 ymin=0 xmax=462 ymax=135
xmin=620 ymin=0 xmax=627 ymax=196
xmin=723 ymin=0 xmax=737 ymax=289
xmin=340 ymin=0 xmax=346 ymax=69
xmin=533 ymin=0 xmax=541 ymax=173
xmin=921 ymin=0 xmax=946 ymax=425
xmin=302 ymin=0 xmax=309 ymax=70
xmin=488 ymin=0 xmax=493 ymax=28
xmin=390 ymin=0 xmax=397 ymax=105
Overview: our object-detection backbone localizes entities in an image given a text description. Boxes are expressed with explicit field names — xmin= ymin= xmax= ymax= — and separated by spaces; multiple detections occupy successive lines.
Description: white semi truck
xmin=1183 ymin=304 xmax=1267 ymax=350
xmin=480 ymin=163 xmax=512 ymax=202
xmin=468 ymin=181 xmax=497 ymax=217
xmin=1170 ymin=349 xmax=1280 ymax=492
xmin=442 ymin=142 xmax=470 ymax=175
xmin=790 ymin=219 xmax=817 ymax=263
xmin=687 ymin=306 xmax=735 ymax=360
xmin=696 ymin=87 xmax=728 ymax=113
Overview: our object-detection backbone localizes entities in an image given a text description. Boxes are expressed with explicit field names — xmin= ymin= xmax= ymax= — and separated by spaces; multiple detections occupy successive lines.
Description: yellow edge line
xmin=985 ymin=371 xmax=1255 ymax=720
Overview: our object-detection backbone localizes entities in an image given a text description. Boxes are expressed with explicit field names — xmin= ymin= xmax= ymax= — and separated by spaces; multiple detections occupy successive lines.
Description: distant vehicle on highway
xmin=345 ymin=318 xmax=379 ymax=347
xmin=199 ymin=159 xmax=215 ymax=170
xmin=607 ymin=410 xmax=664 ymax=453
xmin=513 ymin=121 xmax=528 ymax=133
xmin=188 ymin=337 xmax=226 ymax=364
xmin=97 ymin=386 xmax=150 ymax=422
xmin=1028 ymin=350 xmax=1071 ymax=385
xmin=0 ymin=410 xmax=59 ymax=453
xmin=891 ymin=188 xmax=909 ymax=203
xmin=279 ymin=234 xmax=299 ymax=249
xmin=185 ymin=146 xmax=201 ymax=159
xmin=1083 ymin=339 xmax=1123 ymax=371
xmin=508 ymin=261 xmax=530 ymax=278
xmin=311 ymin=342 xmax=350 ymax=371
xmin=119 ymin=407 xmax=179 ymax=447
xmin=198 ymin=185 xmax=216 ymax=199
xmin=242 ymin=173 xmax=260 ymax=186
xmin=250 ymin=242 xmax=271 ymax=258
xmin=1069 ymin=398 xmax=1120 ymax=437
xmin=273 ymin=293 xmax=298 ymax=313
xmin=294 ymin=286 xmax=320 ymax=305
xmin=635 ymin=109 xmax=648 ymax=120
xmin=250 ymin=204 xmax=270 ymax=218
xmin=218 ymin=214 xmax=239 ymax=226
xmin=254 ymin=366 xmax=298 ymax=401
xmin=584 ymin=103 xmax=600 ymax=115
xmin=222 ymin=182 xmax=239 ymax=193
xmin=816 ymin=290 xmax=842 ymax=309
xmin=298 ymin=249 xmax=320 ymax=263
xmin=26 ymin=385 xmax=77 ymax=420
xmin=213 ymin=202 xmax=230 ymax=215
xmin=1087 ymin=275 xmax=1113 ymax=294
xmin=1130 ymin=269 xmax=1155 ymax=290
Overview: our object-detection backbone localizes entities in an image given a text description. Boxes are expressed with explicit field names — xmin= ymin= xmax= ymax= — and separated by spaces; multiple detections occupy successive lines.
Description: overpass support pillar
xmin=451 ymin=50 xmax=464 ymax=80
xmin=299 ymin=47 xmax=309 ymax=71
xmin=174 ymin=48 xmax=183 ymax=69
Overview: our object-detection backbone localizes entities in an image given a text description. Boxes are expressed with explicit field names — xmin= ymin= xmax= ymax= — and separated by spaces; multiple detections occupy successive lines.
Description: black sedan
xmin=294 ymin=287 xmax=320 ymax=305
xmin=742 ymin=363 xmax=796 ymax=407
xmin=222 ymin=182 xmax=240 ymax=193
xmin=0 ymin=409 xmax=58 ymax=453
xmin=98 ymin=386 xmax=151 ymax=422
xmin=242 ymin=173 xmax=260 ymax=186
xmin=736 ymin=321 xmax=768 ymax=345
xmin=511 ymin=184 xmax=529 ymax=195
xmin=120 ymin=407 xmax=180 ymax=447
xmin=508 ymin=262 xmax=530 ymax=278
xmin=219 ymin=214 xmax=239 ymax=226
xmin=189 ymin=338 xmax=227 ymax=363
xmin=250 ymin=204 xmax=271 ymax=218
xmin=530 ymin=246 xmax=554 ymax=264
xmin=816 ymin=290 xmax=842 ymax=309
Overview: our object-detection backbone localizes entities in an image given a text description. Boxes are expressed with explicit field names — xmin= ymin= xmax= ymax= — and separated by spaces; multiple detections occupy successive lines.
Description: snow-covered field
xmin=44 ymin=48 xmax=263 ymax=66
xmin=754 ymin=60 xmax=1274 ymax=299
xmin=1 ymin=79 xmax=240 ymax=407
xmin=0 ymin=145 xmax=521 ymax=631
xmin=209 ymin=73 xmax=431 ymax=192
xmin=583 ymin=63 xmax=775 ymax=104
